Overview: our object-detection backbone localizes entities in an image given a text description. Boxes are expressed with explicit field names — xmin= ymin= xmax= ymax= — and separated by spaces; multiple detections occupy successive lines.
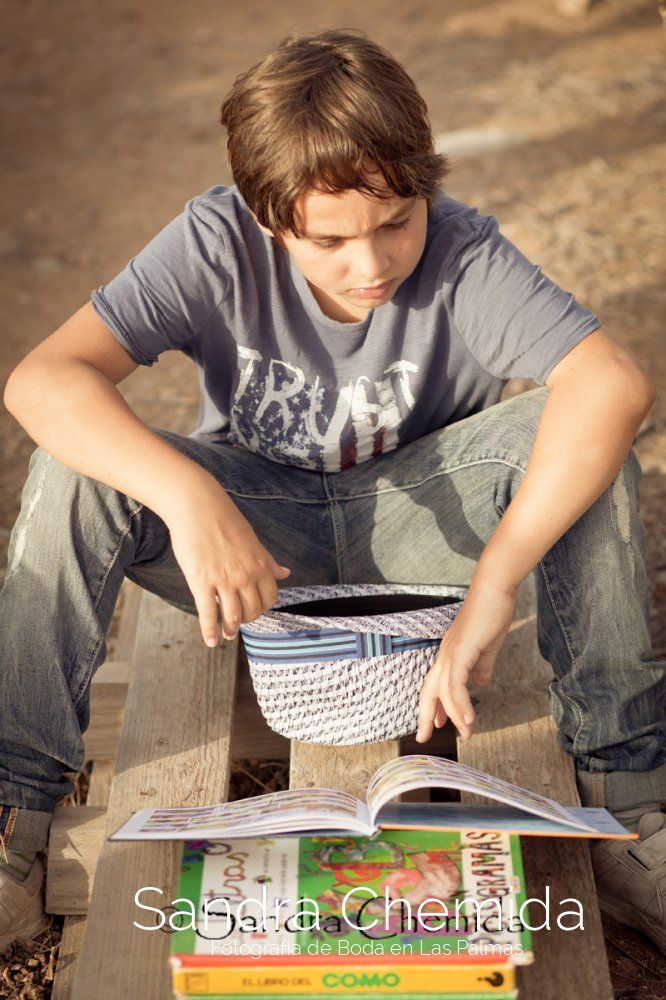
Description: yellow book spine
xmin=173 ymin=963 xmax=514 ymax=995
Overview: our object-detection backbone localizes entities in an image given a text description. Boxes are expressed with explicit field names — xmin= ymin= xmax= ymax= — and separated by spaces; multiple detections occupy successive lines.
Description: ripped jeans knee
xmin=5 ymin=448 xmax=54 ymax=583
xmin=609 ymin=448 xmax=642 ymax=542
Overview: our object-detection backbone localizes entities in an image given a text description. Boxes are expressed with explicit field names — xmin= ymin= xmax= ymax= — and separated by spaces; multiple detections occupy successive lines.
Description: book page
xmin=376 ymin=802 xmax=635 ymax=838
xmin=110 ymin=787 xmax=372 ymax=840
xmin=366 ymin=755 xmax=595 ymax=831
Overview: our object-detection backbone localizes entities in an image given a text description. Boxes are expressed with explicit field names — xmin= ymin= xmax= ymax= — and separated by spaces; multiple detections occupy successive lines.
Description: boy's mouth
xmin=348 ymin=279 xmax=394 ymax=299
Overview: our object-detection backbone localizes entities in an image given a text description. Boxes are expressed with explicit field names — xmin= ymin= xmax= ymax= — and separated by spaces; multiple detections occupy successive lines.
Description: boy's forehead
xmin=295 ymin=183 xmax=414 ymax=238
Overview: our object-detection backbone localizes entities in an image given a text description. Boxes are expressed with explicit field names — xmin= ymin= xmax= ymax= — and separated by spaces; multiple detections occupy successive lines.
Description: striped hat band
xmin=241 ymin=626 xmax=441 ymax=664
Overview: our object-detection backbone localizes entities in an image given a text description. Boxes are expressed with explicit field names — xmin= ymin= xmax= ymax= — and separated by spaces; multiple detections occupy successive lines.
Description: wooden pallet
xmin=46 ymin=578 xmax=613 ymax=999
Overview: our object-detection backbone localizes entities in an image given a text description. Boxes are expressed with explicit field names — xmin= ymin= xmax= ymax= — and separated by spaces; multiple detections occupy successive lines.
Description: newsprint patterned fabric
xmin=240 ymin=584 xmax=466 ymax=744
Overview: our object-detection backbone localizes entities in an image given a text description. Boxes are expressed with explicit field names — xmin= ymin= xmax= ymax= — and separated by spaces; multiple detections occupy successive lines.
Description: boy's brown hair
xmin=220 ymin=29 xmax=451 ymax=237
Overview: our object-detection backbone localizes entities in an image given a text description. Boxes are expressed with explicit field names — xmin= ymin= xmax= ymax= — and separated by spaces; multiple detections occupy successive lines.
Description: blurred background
xmin=1 ymin=1 xmax=664 ymax=991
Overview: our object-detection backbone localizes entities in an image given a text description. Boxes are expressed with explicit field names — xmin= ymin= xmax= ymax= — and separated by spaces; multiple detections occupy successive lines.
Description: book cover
xmin=171 ymin=965 xmax=516 ymax=995
xmin=168 ymin=829 xmax=532 ymax=994
xmin=174 ymin=994 xmax=518 ymax=999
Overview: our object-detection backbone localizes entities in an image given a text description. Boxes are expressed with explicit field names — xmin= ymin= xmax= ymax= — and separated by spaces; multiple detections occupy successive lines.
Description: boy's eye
xmin=311 ymin=238 xmax=340 ymax=250
xmin=311 ymin=217 xmax=410 ymax=251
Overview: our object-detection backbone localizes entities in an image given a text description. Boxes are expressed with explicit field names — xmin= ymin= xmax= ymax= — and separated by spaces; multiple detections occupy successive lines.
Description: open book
xmin=110 ymin=754 xmax=634 ymax=841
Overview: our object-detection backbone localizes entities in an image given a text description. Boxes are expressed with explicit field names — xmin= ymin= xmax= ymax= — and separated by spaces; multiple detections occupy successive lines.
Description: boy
xmin=1 ymin=29 xmax=664 ymax=954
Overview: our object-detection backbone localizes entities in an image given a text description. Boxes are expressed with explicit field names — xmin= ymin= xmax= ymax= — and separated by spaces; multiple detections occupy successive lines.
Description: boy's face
xmin=257 ymin=173 xmax=428 ymax=323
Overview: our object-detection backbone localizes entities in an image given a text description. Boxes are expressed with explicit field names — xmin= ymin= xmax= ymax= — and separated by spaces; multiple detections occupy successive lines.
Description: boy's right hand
xmin=163 ymin=475 xmax=291 ymax=647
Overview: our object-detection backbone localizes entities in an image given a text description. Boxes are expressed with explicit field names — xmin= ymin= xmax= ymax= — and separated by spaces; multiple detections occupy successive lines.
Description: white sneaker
xmin=0 ymin=854 xmax=48 ymax=953
xmin=590 ymin=811 xmax=666 ymax=954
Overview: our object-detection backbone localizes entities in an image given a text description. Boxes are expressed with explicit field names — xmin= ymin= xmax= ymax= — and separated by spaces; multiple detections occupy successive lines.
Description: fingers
xmin=417 ymin=690 xmax=448 ymax=742
xmin=257 ymin=575 xmax=279 ymax=615
xmin=171 ymin=509 xmax=292 ymax=648
xmin=416 ymin=646 xmax=477 ymax=743
xmin=238 ymin=584 xmax=268 ymax=624
xmin=218 ymin=588 xmax=243 ymax=642
xmin=213 ymin=585 xmax=266 ymax=642
xmin=434 ymin=704 xmax=447 ymax=728
xmin=442 ymin=647 xmax=476 ymax=738
xmin=271 ymin=558 xmax=292 ymax=580
xmin=416 ymin=667 xmax=440 ymax=744
xmin=448 ymin=672 xmax=475 ymax=739
xmin=217 ymin=584 xmax=267 ymax=639
xmin=194 ymin=586 xmax=223 ymax=648
xmin=214 ymin=558 xmax=291 ymax=644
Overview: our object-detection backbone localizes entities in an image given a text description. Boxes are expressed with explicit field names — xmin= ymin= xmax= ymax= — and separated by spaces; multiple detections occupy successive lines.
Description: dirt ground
xmin=1 ymin=0 xmax=665 ymax=996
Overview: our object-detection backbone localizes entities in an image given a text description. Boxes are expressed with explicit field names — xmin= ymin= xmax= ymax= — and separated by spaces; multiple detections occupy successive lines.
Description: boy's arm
xmin=416 ymin=328 xmax=656 ymax=743
xmin=4 ymin=302 xmax=291 ymax=644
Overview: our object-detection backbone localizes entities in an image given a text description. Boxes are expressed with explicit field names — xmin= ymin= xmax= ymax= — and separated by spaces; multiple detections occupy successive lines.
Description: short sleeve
xmin=91 ymin=196 xmax=231 ymax=366
xmin=447 ymin=214 xmax=601 ymax=382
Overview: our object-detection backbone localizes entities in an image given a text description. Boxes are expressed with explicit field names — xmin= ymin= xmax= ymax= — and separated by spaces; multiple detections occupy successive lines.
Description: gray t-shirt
xmin=91 ymin=184 xmax=600 ymax=472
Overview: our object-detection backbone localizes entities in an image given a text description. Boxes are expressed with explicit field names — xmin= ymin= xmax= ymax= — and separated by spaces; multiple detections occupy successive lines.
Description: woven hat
xmin=239 ymin=583 xmax=466 ymax=745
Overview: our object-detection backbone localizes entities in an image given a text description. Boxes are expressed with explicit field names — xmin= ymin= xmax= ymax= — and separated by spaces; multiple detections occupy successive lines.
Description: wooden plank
xmin=113 ymin=581 xmax=144 ymax=660
xmin=49 ymin=668 xmax=288 ymax=916
xmin=46 ymin=807 xmax=106 ymax=914
xmin=85 ymin=760 xmax=118 ymax=811
xmin=49 ymin=663 xmax=289 ymax=914
xmin=457 ymin=576 xmax=613 ymax=1000
xmin=51 ymin=581 xmax=144 ymax=1000
xmin=50 ymin=762 xmax=121 ymax=999
xmin=81 ymin=583 xmax=145 ymax=759
xmin=51 ymin=914 xmax=87 ymax=1000
xmin=83 ymin=660 xmax=132 ymax=760
xmin=290 ymin=740 xmax=400 ymax=800
xmin=70 ymin=591 xmax=238 ymax=1000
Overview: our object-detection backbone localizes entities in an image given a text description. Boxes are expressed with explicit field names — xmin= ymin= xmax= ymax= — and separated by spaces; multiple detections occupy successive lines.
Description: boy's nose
xmin=349 ymin=239 xmax=391 ymax=286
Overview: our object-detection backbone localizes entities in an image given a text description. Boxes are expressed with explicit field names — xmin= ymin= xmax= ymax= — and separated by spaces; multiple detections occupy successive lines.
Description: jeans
xmin=1 ymin=387 xmax=664 ymax=852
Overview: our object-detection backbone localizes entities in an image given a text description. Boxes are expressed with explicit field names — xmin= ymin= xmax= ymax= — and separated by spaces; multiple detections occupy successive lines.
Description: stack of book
xmin=168 ymin=830 xmax=530 ymax=999
xmin=111 ymin=755 xmax=634 ymax=998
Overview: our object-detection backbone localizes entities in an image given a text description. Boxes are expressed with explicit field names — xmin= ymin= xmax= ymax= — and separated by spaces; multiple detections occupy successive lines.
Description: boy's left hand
xmin=415 ymin=577 xmax=517 ymax=743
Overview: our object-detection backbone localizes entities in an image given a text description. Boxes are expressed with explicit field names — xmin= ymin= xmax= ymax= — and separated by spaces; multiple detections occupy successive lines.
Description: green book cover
xmin=168 ymin=829 xmax=532 ymax=966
